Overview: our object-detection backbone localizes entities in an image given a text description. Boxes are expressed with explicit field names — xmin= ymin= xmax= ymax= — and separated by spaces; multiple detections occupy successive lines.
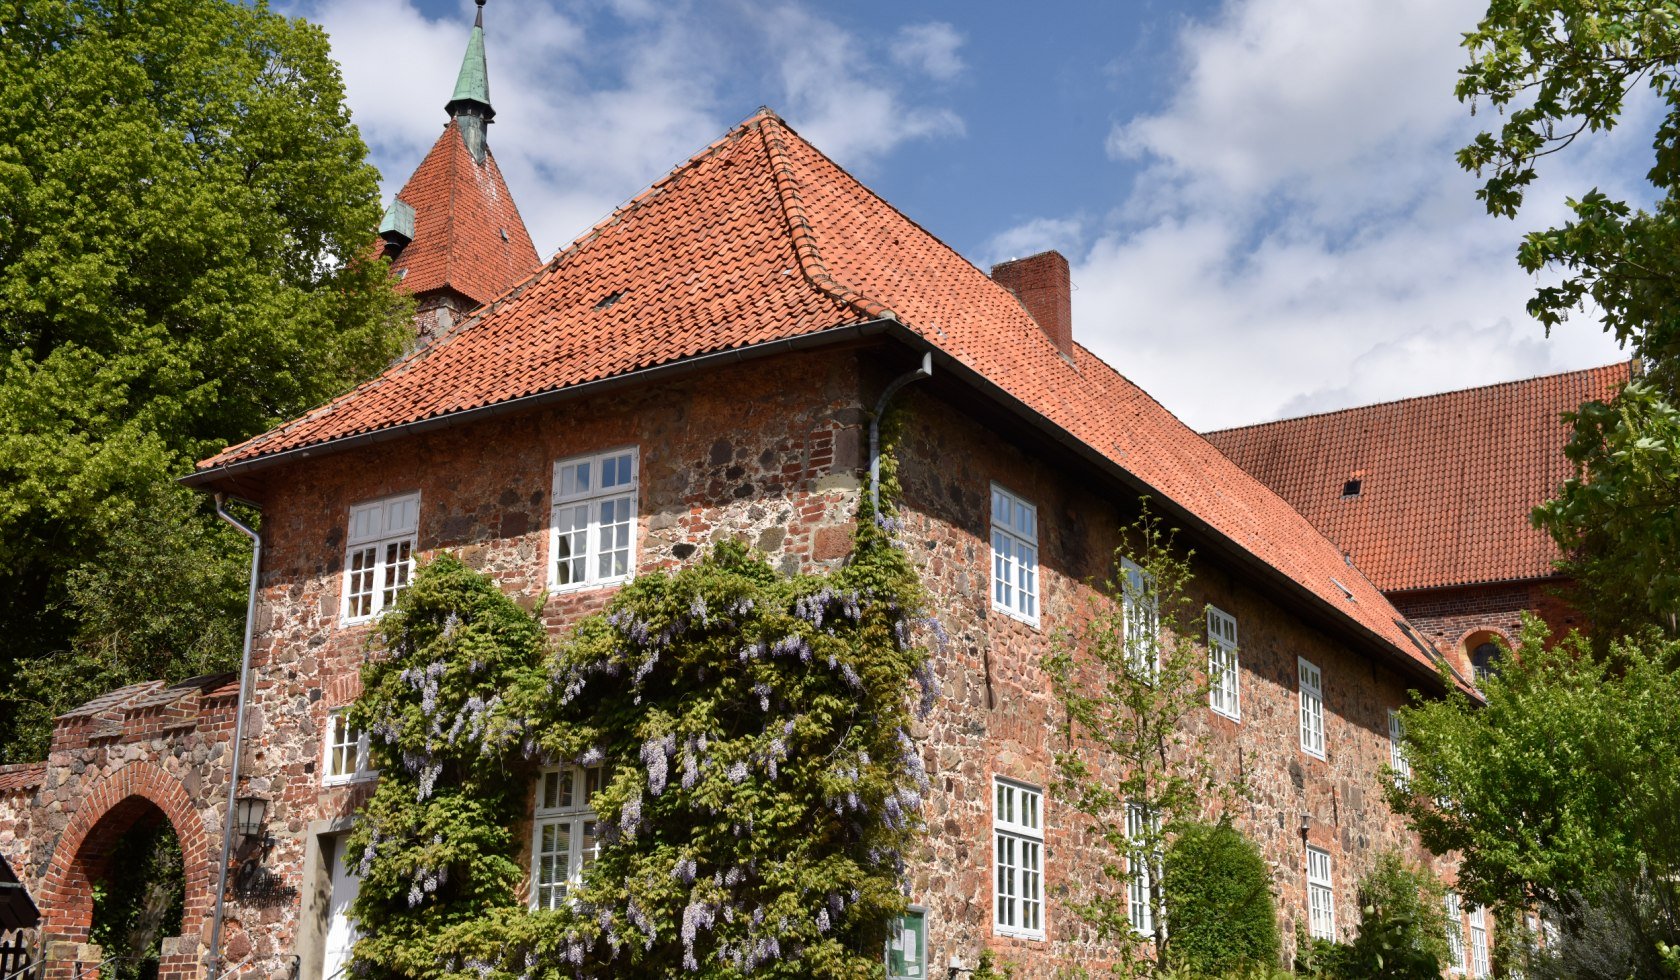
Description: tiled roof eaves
xmin=182 ymin=317 xmax=900 ymax=487
xmin=913 ymin=331 xmax=1457 ymax=693
xmin=1383 ymin=571 xmax=1570 ymax=596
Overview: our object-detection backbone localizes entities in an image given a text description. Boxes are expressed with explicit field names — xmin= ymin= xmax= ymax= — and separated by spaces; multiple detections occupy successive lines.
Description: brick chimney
xmin=991 ymin=250 xmax=1073 ymax=356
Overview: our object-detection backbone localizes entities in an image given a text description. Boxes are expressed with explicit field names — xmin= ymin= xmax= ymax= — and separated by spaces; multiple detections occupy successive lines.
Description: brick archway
xmin=37 ymin=762 xmax=216 ymax=976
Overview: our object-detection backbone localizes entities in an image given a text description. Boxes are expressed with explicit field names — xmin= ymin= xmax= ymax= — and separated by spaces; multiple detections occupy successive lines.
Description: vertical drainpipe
xmin=208 ymin=493 xmax=262 ymax=980
xmin=869 ymin=351 xmax=933 ymax=513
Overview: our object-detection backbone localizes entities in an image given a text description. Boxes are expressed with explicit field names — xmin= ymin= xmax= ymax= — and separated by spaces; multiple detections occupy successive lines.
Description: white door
xmin=322 ymin=834 xmax=362 ymax=980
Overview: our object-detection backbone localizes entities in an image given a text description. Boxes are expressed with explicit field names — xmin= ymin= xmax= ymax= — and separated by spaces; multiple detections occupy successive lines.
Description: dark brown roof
xmin=1206 ymin=363 xmax=1632 ymax=593
xmin=194 ymin=109 xmax=1443 ymax=679
xmin=384 ymin=123 xmax=540 ymax=307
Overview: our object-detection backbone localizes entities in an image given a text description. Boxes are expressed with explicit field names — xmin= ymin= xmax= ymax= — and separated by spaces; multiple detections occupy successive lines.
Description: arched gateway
xmin=0 ymin=676 xmax=241 ymax=980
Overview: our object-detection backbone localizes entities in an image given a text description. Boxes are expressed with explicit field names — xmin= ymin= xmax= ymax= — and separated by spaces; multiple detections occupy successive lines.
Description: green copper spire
xmin=446 ymin=0 xmax=494 ymax=163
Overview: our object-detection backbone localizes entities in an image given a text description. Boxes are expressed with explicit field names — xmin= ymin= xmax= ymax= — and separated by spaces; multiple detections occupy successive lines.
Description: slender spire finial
xmin=447 ymin=0 xmax=494 ymax=162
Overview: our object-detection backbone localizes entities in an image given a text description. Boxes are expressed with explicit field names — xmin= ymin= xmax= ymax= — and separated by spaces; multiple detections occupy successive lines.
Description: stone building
xmin=0 ymin=7 xmax=1523 ymax=979
xmin=1206 ymin=362 xmax=1630 ymax=684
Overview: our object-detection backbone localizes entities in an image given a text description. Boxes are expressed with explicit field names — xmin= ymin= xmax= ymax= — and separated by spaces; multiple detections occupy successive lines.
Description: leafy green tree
xmin=0 ymin=0 xmax=409 ymax=760
xmin=1339 ymin=853 xmax=1449 ymax=980
xmin=1387 ymin=619 xmax=1680 ymax=958
xmin=1159 ymin=819 xmax=1279 ymax=976
xmin=1044 ymin=504 xmax=1236 ymax=973
xmin=1457 ymin=0 xmax=1680 ymax=636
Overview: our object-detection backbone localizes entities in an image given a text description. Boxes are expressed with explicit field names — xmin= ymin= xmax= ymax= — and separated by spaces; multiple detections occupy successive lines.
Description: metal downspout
xmin=868 ymin=351 xmax=933 ymax=512
xmin=208 ymin=494 xmax=261 ymax=980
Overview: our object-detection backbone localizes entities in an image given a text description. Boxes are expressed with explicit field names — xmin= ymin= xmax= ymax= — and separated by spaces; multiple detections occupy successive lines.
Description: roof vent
xmin=594 ymin=290 xmax=626 ymax=310
xmin=1341 ymin=478 xmax=1361 ymax=497
xmin=990 ymin=250 xmax=1074 ymax=357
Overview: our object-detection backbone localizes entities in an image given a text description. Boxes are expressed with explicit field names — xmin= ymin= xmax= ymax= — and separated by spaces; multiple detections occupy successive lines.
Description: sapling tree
xmin=1043 ymin=504 xmax=1234 ymax=973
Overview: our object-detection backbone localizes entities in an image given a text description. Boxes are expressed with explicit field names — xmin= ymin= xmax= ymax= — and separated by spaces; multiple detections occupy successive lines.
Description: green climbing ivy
xmin=346 ymin=497 xmax=940 ymax=978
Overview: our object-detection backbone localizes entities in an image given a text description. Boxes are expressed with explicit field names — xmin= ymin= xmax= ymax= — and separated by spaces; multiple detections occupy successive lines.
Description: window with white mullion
xmin=322 ymin=707 xmax=375 ymax=784
xmin=1306 ymin=845 xmax=1335 ymax=940
xmin=1126 ymin=802 xmax=1162 ymax=937
xmin=1206 ymin=606 xmax=1240 ymax=720
xmin=341 ymin=492 xmax=419 ymax=624
xmin=1388 ymin=710 xmax=1411 ymax=785
xmin=1469 ymin=905 xmax=1490 ymax=977
xmin=1445 ymin=890 xmax=1467 ymax=972
xmin=1123 ymin=559 xmax=1159 ymax=680
xmin=531 ymin=766 xmax=605 ymax=910
xmin=551 ymin=448 xmax=638 ymax=591
xmin=989 ymin=486 xmax=1039 ymax=625
xmin=992 ymin=778 xmax=1044 ymax=938
xmin=1298 ymin=657 xmax=1326 ymax=759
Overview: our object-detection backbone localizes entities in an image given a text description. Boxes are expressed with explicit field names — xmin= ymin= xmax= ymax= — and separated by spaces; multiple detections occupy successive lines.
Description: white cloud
xmin=982 ymin=217 xmax=1086 ymax=267
xmin=761 ymin=6 xmax=965 ymax=165
xmin=291 ymin=0 xmax=965 ymax=255
xmin=994 ymin=0 xmax=1637 ymax=430
xmin=890 ymin=22 xmax=966 ymax=82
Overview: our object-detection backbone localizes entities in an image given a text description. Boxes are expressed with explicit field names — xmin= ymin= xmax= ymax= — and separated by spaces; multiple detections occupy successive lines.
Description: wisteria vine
xmin=344 ymin=491 xmax=942 ymax=979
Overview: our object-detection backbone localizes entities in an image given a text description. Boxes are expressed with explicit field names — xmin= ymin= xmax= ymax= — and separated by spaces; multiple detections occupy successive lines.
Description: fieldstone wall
xmin=1 ymin=341 xmax=1462 ymax=979
xmin=889 ymin=385 xmax=1445 ymax=975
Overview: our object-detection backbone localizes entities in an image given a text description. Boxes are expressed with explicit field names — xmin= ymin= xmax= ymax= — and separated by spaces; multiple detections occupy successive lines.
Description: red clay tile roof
xmin=197 ymin=110 xmax=1443 ymax=677
xmin=1206 ymin=363 xmax=1632 ymax=593
xmin=383 ymin=123 xmax=540 ymax=307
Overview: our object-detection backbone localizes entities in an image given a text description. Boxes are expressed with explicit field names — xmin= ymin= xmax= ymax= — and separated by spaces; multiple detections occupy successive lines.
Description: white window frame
xmin=549 ymin=447 xmax=639 ymax=593
xmin=530 ymin=765 xmax=605 ymax=910
xmin=1126 ymin=802 xmax=1162 ymax=937
xmin=989 ymin=484 xmax=1040 ymax=626
xmin=1298 ymin=657 xmax=1326 ymax=760
xmin=322 ymin=707 xmax=375 ymax=785
xmin=1207 ymin=606 xmax=1240 ymax=720
xmin=1469 ymin=905 xmax=1490 ymax=977
xmin=340 ymin=491 xmax=420 ymax=624
xmin=1122 ymin=559 xmax=1159 ymax=680
xmin=1388 ymin=709 xmax=1411 ymax=786
xmin=1306 ymin=845 xmax=1335 ymax=940
xmin=1445 ymin=890 xmax=1467 ymax=972
xmin=992 ymin=777 xmax=1045 ymax=939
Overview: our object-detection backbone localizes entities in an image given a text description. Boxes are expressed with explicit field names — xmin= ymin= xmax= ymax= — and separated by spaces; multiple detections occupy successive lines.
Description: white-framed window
xmin=550 ymin=448 xmax=639 ymax=591
xmin=1388 ymin=709 xmax=1411 ymax=785
xmin=1123 ymin=558 xmax=1159 ymax=679
xmin=990 ymin=485 xmax=1039 ymax=625
xmin=1445 ymin=890 xmax=1467 ymax=972
xmin=886 ymin=906 xmax=927 ymax=979
xmin=531 ymin=765 xmax=606 ymax=909
xmin=1207 ymin=606 xmax=1240 ymax=720
xmin=992 ymin=777 xmax=1044 ymax=939
xmin=341 ymin=491 xmax=420 ymax=623
xmin=1126 ymin=802 xmax=1162 ymax=937
xmin=322 ymin=707 xmax=375 ymax=784
xmin=1469 ymin=905 xmax=1490 ymax=977
xmin=1298 ymin=657 xmax=1326 ymax=759
xmin=1306 ymin=845 xmax=1335 ymax=940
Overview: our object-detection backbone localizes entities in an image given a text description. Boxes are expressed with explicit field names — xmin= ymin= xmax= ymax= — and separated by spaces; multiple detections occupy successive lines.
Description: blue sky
xmin=287 ymin=0 xmax=1636 ymax=430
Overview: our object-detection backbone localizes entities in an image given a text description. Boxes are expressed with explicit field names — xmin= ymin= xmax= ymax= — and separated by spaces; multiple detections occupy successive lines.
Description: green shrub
xmin=1161 ymin=819 xmax=1279 ymax=974
xmin=1341 ymin=853 xmax=1449 ymax=978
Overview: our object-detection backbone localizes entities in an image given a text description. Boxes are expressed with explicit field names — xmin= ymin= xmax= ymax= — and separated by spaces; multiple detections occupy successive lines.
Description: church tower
xmin=378 ymin=0 xmax=541 ymax=344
